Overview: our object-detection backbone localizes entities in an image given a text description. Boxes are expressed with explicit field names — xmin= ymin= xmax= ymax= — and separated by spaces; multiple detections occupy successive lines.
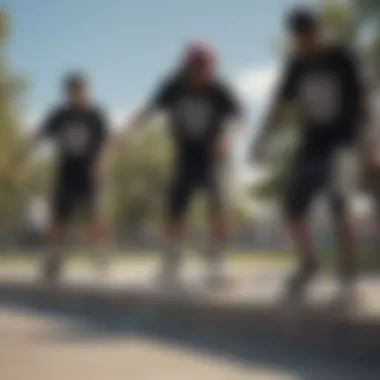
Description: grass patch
xmin=0 ymin=249 xmax=291 ymax=266
xmin=0 ymin=249 xmax=378 ymax=271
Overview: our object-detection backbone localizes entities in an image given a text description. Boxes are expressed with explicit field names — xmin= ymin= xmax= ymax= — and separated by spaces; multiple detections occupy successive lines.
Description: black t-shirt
xmin=151 ymin=76 xmax=241 ymax=167
xmin=39 ymin=105 xmax=108 ymax=186
xmin=277 ymin=45 xmax=363 ymax=155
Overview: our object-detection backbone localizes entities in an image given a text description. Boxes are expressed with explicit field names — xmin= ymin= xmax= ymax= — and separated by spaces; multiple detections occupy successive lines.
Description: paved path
xmin=0 ymin=308 xmax=298 ymax=380
xmin=1 ymin=261 xmax=380 ymax=379
xmin=1 ymin=306 xmax=379 ymax=380
xmin=0 ymin=260 xmax=380 ymax=319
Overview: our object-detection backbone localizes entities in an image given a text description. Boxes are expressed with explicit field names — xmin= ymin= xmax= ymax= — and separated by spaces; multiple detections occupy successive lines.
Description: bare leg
xmin=286 ymin=216 xmax=317 ymax=267
xmin=86 ymin=217 xmax=109 ymax=275
xmin=330 ymin=208 xmax=357 ymax=294
xmin=158 ymin=217 xmax=186 ymax=285
xmin=333 ymin=213 xmax=356 ymax=273
xmin=285 ymin=215 xmax=318 ymax=295
xmin=42 ymin=222 xmax=67 ymax=283
xmin=206 ymin=207 xmax=229 ymax=284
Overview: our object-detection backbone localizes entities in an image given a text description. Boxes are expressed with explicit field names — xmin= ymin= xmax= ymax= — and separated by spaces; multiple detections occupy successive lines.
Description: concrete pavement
xmin=0 ymin=308 xmax=298 ymax=380
xmin=0 ymin=260 xmax=380 ymax=379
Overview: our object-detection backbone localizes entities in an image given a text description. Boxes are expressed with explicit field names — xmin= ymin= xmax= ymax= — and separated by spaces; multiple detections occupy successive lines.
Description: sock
xmin=162 ymin=242 xmax=183 ymax=276
xmin=93 ymin=245 xmax=109 ymax=272
xmin=43 ymin=245 xmax=65 ymax=280
xmin=207 ymin=244 xmax=227 ymax=277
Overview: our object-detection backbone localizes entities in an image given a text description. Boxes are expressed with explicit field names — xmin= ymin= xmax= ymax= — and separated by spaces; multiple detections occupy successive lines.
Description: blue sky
xmin=5 ymin=0 xmax=306 ymax=124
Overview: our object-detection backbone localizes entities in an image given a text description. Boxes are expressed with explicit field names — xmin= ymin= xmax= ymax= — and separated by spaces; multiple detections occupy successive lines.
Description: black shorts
xmin=284 ymin=153 xmax=347 ymax=218
xmin=52 ymin=182 xmax=98 ymax=224
xmin=167 ymin=164 xmax=226 ymax=219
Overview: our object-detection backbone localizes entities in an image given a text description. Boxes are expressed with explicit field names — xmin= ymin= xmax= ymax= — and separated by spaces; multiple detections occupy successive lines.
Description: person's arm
xmin=214 ymin=84 xmax=246 ymax=159
xmin=342 ymin=50 xmax=377 ymax=165
xmin=8 ymin=109 xmax=59 ymax=171
xmin=251 ymin=99 xmax=284 ymax=163
xmin=360 ymin=85 xmax=380 ymax=167
xmin=223 ymin=114 xmax=246 ymax=141
xmin=251 ymin=59 xmax=299 ymax=164
xmin=340 ymin=48 xmax=368 ymax=134
xmin=112 ymin=78 xmax=176 ymax=173
xmin=11 ymin=135 xmax=39 ymax=169
xmin=119 ymin=77 xmax=176 ymax=139
xmin=119 ymin=105 xmax=156 ymax=139
xmin=110 ymin=105 xmax=157 ymax=170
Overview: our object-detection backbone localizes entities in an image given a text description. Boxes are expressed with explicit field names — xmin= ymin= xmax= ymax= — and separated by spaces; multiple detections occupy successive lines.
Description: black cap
xmin=63 ymin=72 xmax=86 ymax=90
xmin=287 ymin=8 xmax=318 ymax=34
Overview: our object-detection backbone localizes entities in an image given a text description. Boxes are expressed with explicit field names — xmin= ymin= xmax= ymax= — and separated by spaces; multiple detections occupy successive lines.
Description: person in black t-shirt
xmin=252 ymin=9 xmax=365 ymax=295
xmin=121 ymin=42 xmax=243 ymax=285
xmin=14 ymin=73 xmax=109 ymax=282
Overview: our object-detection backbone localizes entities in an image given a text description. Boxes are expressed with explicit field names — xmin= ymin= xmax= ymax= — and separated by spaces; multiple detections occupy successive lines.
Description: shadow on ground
xmin=0 ymin=287 xmax=379 ymax=380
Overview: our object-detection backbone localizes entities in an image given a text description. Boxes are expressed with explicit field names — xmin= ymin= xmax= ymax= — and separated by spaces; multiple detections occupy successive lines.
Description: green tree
xmin=0 ymin=10 xmax=28 ymax=230
xmin=109 ymin=120 xmax=172 ymax=234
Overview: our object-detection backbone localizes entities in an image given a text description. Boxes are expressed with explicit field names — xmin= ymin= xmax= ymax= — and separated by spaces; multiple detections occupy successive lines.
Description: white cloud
xmin=234 ymin=63 xmax=279 ymax=108
xmin=109 ymin=109 xmax=128 ymax=130
xmin=232 ymin=63 xmax=280 ymax=186
xmin=22 ymin=110 xmax=43 ymax=131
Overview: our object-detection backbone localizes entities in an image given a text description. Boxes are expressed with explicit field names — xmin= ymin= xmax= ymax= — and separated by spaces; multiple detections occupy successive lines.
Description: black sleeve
xmin=276 ymin=58 xmax=300 ymax=102
xmin=340 ymin=48 xmax=363 ymax=101
xmin=37 ymin=108 xmax=62 ymax=140
xmin=149 ymin=78 xmax=178 ymax=110
xmin=217 ymin=83 xmax=243 ymax=118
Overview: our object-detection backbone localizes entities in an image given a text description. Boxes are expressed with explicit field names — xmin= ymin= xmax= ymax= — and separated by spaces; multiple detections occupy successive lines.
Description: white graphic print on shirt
xmin=177 ymin=97 xmax=212 ymax=138
xmin=61 ymin=124 xmax=90 ymax=156
xmin=299 ymin=73 xmax=341 ymax=125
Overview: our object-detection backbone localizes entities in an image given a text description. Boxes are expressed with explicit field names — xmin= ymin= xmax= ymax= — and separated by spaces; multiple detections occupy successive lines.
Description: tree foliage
xmin=0 ymin=10 xmax=29 ymax=229
xmin=108 ymin=120 xmax=251 ymax=231
xmin=0 ymin=10 xmax=251 ymax=235
xmin=108 ymin=120 xmax=173 ymax=230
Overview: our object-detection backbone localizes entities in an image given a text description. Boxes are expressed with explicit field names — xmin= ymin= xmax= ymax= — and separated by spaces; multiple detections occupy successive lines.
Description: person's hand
xmin=212 ymin=135 xmax=230 ymax=162
xmin=364 ymin=144 xmax=380 ymax=170
xmin=91 ymin=163 xmax=102 ymax=186
xmin=250 ymin=138 xmax=267 ymax=166
xmin=370 ymin=150 xmax=380 ymax=169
